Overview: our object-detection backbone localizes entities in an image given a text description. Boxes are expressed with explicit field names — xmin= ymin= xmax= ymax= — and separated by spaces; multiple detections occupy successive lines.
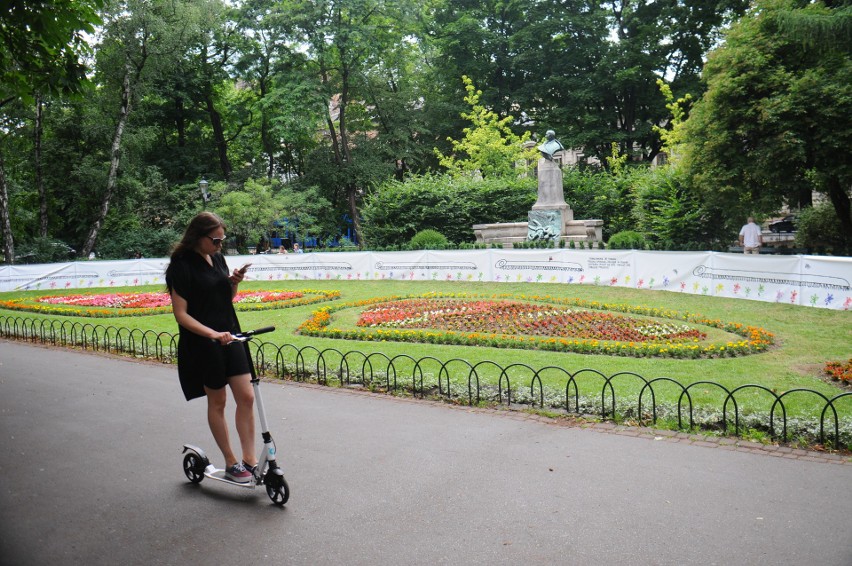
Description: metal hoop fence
xmin=2 ymin=314 xmax=850 ymax=448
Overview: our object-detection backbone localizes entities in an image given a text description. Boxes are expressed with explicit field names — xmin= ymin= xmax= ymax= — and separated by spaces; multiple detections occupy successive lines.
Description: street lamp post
xmin=199 ymin=178 xmax=209 ymax=207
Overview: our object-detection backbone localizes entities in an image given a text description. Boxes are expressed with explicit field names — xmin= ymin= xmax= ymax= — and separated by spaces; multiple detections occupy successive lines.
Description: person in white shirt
xmin=738 ymin=217 xmax=763 ymax=254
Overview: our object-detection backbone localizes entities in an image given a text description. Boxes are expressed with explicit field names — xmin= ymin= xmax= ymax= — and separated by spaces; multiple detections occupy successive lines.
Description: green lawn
xmin=3 ymin=279 xmax=851 ymax=447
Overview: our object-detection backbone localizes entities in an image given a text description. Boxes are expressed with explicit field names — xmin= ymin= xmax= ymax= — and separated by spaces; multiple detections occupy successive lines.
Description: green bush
xmin=607 ymin=230 xmax=647 ymax=250
xmin=795 ymin=202 xmax=849 ymax=254
xmin=362 ymin=173 xmax=536 ymax=247
xmin=96 ymin=225 xmax=181 ymax=259
xmin=409 ymin=229 xmax=449 ymax=250
xmin=14 ymin=237 xmax=78 ymax=263
xmin=562 ymin=167 xmax=635 ymax=241
xmin=629 ymin=165 xmax=720 ymax=250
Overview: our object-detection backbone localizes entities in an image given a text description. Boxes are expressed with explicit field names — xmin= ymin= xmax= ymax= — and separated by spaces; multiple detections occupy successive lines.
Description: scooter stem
xmin=253 ymin=379 xmax=271 ymax=435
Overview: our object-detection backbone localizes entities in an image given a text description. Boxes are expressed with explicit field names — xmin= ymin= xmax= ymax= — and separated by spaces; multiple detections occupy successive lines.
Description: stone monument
xmin=529 ymin=130 xmax=572 ymax=242
xmin=472 ymin=129 xmax=604 ymax=247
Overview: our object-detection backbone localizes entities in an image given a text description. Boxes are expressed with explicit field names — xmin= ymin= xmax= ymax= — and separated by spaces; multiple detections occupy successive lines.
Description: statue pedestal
xmin=470 ymin=148 xmax=604 ymax=248
xmin=531 ymin=157 xmax=573 ymax=238
xmin=532 ymin=158 xmax=569 ymax=211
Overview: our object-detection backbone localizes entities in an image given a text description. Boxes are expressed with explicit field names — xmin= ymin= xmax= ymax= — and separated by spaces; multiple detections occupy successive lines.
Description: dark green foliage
xmin=630 ymin=166 xmax=726 ymax=250
xmin=0 ymin=0 xmax=103 ymax=106
xmin=607 ymin=230 xmax=646 ymax=250
xmin=796 ymin=202 xmax=850 ymax=255
xmin=682 ymin=0 xmax=852 ymax=242
xmin=361 ymin=174 xmax=536 ymax=247
xmin=95 ymin=224 xmax=180 ymax=260
xmin=2 ymin=0 xmax=838 ymax=262
xmin=409 ymin=229 xmax=449 ymax=250
xmin=562 ymin=167 xmax=635 ymax=240
xmin=13 ymin=237 xmax=77 ymax=264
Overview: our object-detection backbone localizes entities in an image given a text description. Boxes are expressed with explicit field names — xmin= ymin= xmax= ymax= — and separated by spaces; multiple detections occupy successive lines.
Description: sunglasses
xmin=206 ymin=235 xmax=227 ymax=246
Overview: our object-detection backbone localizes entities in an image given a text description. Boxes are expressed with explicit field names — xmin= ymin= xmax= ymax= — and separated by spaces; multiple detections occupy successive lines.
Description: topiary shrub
xmin=409 ymin=229 xmax=449 ymax=250
xmin=607 ymin=230 xmax=647 ymax=250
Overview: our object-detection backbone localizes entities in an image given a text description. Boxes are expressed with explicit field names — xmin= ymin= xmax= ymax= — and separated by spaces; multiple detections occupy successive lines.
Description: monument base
xmin=473 ymin=219 xmax=604 ymax=248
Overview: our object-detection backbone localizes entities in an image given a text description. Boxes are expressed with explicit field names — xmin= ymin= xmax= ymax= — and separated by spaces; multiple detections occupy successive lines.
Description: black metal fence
xmin=2 ymin=314 xmax=850 ymax=448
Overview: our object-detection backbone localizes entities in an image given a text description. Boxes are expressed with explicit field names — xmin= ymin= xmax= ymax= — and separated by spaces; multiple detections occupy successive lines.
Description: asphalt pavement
xmin=1 ymin=340 xmax=851 ymax=566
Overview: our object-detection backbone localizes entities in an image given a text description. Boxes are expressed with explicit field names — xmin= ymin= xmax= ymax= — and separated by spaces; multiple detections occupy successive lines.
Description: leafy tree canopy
xmin=0 ymin=0 xmax=104 ymax=107
xmin=682 ymin=0 xmax=852 ymax=242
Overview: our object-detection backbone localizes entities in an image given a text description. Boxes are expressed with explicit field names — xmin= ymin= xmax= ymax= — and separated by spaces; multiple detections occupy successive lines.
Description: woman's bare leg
xmin=229 ymin=374 xmax=256 ymax=467
xmin=204 ymin=385 xmax=238 ymax=466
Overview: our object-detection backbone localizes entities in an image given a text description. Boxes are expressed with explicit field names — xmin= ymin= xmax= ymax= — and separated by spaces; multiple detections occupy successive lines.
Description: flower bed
xmin=0 ymin=289 xmax=340 ymax=317
xmin=356 ymin=299 xmax=706 ymax=343
xmin=298 ymin=292 xmax=775 ymax=358
xmin=824 ymin=359 xmax=852 ymax=383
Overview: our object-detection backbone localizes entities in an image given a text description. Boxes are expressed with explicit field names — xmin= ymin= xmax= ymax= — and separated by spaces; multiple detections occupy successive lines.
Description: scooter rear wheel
xmin=183 ymin=453 xmax=205 ymax=483
xmin=265 ymin=474 xmax=290 ymax=505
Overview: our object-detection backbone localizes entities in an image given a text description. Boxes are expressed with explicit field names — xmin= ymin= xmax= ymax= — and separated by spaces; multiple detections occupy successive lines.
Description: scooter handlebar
xmin=211 ymin=326 xmax=276 ymax=344
xmin=240 ymin=326 xmax=276 ymax=337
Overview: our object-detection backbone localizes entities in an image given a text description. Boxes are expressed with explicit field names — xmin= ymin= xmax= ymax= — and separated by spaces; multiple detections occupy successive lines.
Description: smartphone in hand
xmin=239 ymin=263 xmax=252 ymax=274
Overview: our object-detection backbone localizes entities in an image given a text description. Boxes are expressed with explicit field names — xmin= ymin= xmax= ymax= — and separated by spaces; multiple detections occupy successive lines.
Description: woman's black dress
xmin=165 ymin=251 xmax=255 ymax=401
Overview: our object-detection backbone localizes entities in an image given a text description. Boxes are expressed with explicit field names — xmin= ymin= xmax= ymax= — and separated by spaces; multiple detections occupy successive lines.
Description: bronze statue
xmin=537 ymin=130 xmax=564 ymax=161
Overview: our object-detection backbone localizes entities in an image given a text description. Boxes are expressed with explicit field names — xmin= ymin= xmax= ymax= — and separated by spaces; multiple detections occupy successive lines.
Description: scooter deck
xmin=203 ymin=465 xmax=257 ymax=488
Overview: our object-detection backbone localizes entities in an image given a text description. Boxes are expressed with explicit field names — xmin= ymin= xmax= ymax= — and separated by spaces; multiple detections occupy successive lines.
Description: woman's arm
xmin=228 ymin=262 xmax=249 ymax=298
xmin=170 ymin=290 xmax=233 ymax=344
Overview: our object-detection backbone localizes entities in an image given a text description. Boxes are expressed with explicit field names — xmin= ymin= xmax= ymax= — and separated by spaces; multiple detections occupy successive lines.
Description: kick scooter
xmin=181 ymin=326 xmax=290 ymax=505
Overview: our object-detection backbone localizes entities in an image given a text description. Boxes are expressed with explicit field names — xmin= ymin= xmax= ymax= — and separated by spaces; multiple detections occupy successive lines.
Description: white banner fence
xmin=2 ymin=249 xmax=851 ymax=310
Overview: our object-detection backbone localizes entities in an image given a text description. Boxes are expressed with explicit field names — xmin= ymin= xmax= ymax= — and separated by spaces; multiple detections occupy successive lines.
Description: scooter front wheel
xmin=183 ymin=452 xmax=205 ymax=484
xmin=265 ymin=473 xmax=289 ymax=505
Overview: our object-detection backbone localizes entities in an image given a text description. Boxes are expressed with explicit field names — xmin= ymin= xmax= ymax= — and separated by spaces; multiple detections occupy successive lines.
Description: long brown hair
xmin=170 ymin=212 xmax=226 ymax=260
xmin=165 ymin=212 xmax=226 ymax=293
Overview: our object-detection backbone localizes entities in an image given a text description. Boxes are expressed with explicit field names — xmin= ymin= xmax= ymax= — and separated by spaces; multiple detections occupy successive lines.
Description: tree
xmin=80 ymin=0 xmax=198 ymax=258
xmin=212 ymin=177 xmax=332 ymax=250
xmin=191 ymin=0 xmax=245 ymax=180
xmin=682 ymin=0 xmax=852 ymax=243
xmin=423 ymin=0 xmax=748 ymax=164
xmin=0 ymin=0 xmax=103 ymax=108
xmin=435 ymin=76 xmax=537 ymax=179
xmin=284 ymin=0 xmax=412 ymax=246
xmin=235 ymin=0 xmax=324 ymax=180
xmin=0 ymin=0 xmax=103 ymax=263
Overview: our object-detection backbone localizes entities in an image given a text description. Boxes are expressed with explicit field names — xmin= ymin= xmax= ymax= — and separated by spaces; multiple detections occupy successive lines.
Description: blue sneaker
xmin=242 ymin=461 xmax=258 ymax=477
xmin=225 ymin=462 xmax=252 ymax=483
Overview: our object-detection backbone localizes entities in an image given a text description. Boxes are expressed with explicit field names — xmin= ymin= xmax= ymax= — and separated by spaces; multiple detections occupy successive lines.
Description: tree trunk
xmin=175 ymin=96 xmax=186 ymax=148
xmin=35 ymin=95 xmax=48 ymax=237
xmin=206 ymin=96 xmax=232 ymax=180
xmin=0 ymin=148 xmax=14 ymax=263
xmin=826 ymin=175 xmax=852 ymax=245
xmin=347 ymin=183 xmax=363 ymax=246
xmin=336 ymin=63 xmax=364 ymax=247
xmin=82 ymin=66 xmax=132 ymax=258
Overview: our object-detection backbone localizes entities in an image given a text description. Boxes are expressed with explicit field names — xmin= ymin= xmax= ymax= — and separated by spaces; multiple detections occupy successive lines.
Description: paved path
xmin=1 ymin=340 xmax=851 ymax=565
